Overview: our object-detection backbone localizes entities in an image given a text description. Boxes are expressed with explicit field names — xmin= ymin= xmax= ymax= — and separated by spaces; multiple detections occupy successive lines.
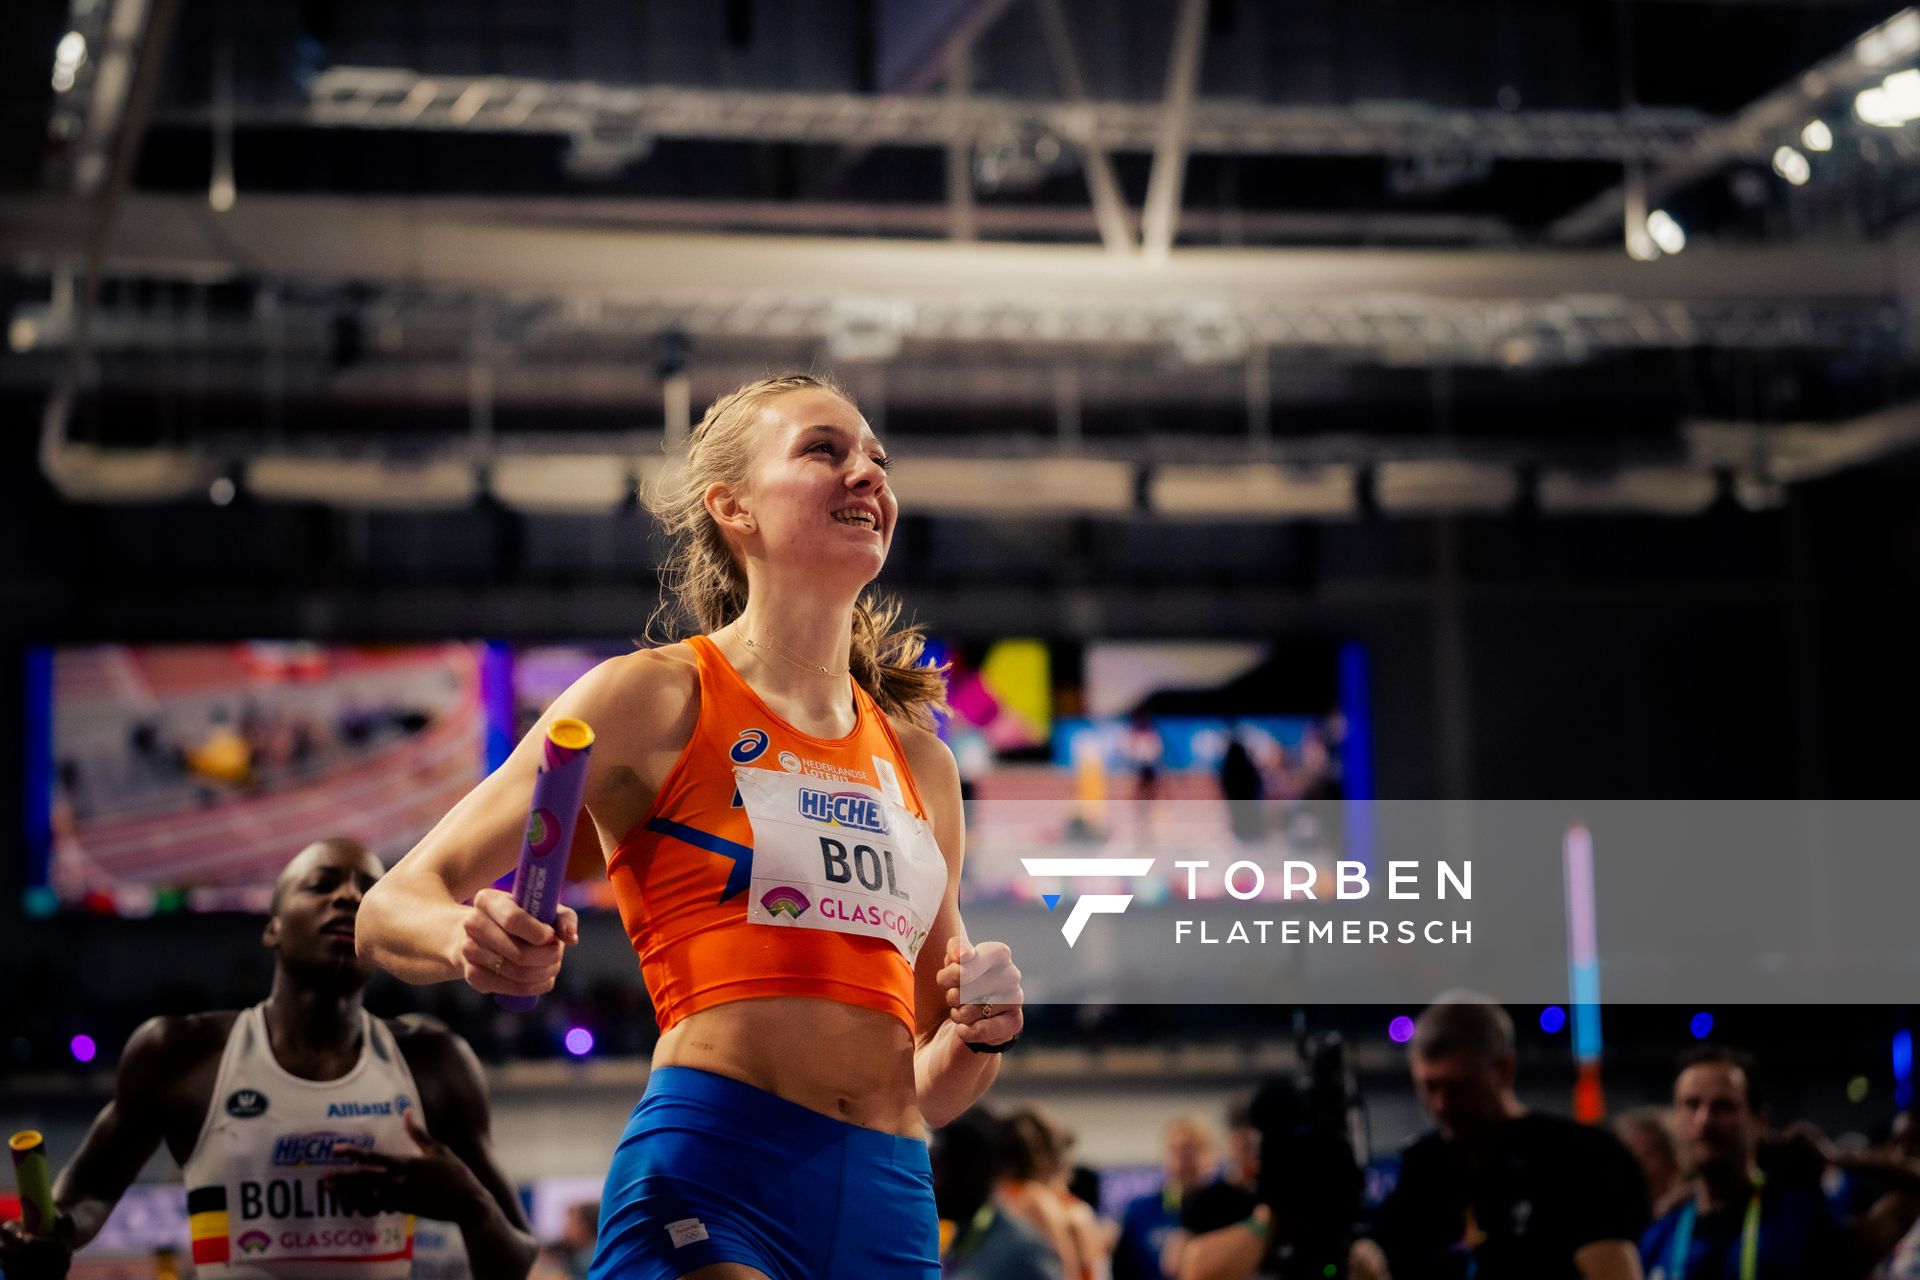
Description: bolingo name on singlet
xmin=238 ymin=1177 xmax=378 ymax=1222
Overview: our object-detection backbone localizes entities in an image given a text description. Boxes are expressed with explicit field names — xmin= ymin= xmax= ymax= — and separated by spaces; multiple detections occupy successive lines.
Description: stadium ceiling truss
xmin=251 ymin=67 xmax=1723 ymax=170
xmin=9 ymin=272 xmax=1898 ymax=371
xmin=19 ymin=0 xmax=1920 ymax=509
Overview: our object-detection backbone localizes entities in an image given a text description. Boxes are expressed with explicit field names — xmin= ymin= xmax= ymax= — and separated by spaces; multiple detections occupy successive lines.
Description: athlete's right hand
xmin=0 ymin=1218 xmax=75 ymax=1280
xmin=451 ymin=888 xmax=579 ymax=997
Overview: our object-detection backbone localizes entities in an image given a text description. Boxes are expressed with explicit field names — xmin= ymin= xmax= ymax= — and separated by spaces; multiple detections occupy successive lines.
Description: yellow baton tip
xmin=548 ymin=719 xmax=595 ymax=750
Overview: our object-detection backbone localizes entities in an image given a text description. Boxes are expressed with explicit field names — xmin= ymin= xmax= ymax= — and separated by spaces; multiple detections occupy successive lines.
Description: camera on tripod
xmin=1247 ymin=1031 xmax=1369 ymax=1279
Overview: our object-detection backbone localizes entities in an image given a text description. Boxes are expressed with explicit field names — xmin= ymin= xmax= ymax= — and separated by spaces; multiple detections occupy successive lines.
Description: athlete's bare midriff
xmin=651 ymin=997 xmax=924 ymax=1136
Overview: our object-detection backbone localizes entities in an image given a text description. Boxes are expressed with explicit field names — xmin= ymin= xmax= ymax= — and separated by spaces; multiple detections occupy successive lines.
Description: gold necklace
xmin=742 ymin=631 xmax=849 ymax=678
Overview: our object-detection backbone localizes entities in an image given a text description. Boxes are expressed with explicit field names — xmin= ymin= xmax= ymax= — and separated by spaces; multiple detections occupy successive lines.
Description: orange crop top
xmin=606 ymin=634 xmax=939 ymax=1034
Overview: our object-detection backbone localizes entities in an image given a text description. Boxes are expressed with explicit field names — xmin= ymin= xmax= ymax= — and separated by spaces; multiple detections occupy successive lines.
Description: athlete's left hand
xmin=325 ymin=1110 xmax=489 ymax=1225
xmin=938 ymin=937 xmax=1023 ymax=1048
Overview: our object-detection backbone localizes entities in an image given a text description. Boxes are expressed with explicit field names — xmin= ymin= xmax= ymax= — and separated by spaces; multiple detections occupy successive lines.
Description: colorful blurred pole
xmin=496 ymin=718 xmax=594 ymax=1013
xmin=10 ymin=1131 xmax=55 ymax=1235
xmin=1563 ymin=822 xmax=1606 ymax=1123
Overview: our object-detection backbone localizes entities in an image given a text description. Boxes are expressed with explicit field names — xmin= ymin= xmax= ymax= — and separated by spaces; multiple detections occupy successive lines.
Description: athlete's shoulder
xmin=383 ymin=1012 xmax=479 ymax=1069
xmin=384 ymin=1016 xmax=486 ymax=1089
xmin=888 ymin=716 xmax=957 ymax=785
xmin=383 ymin=1015 xmax=491 ymax=1127
xmin=591 ymin=640 xmax=706 ymax=710
xmin=123 ymin=1010 xmax=239 ymax=1074
xmin=570 ymin=643 xmax=700 ymax=707
xmin=553 ymin=643 xmax=702 ymax=749
xmin=115 ymin=1011 xmax=238 ymax=1113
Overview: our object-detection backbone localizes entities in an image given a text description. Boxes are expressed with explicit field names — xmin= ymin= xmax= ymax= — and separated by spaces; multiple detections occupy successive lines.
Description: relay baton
xmin=495 ymin=718 xmax=594 ymax=1012
xmin=9 ymin=1131 xmax=55 ymax=1235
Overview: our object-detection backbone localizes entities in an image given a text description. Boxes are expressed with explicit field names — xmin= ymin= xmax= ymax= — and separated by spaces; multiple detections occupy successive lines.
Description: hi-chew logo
xmin=731 ymin=729 xmax=770 ymax=763
xmin=1021 ymin=858 xmax=1155 ymax=947
xmin=761 ymin=886 xmax=811 ymax=919
xmin=798 ymin=788 xmax=887 ymax=834
xmin=271 ymin=1131 xmax=374 ymax=1167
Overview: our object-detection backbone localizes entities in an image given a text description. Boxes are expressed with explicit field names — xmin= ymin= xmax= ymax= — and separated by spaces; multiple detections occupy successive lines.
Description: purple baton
xmin=495 ymin=717 xmax=594 ymax=1012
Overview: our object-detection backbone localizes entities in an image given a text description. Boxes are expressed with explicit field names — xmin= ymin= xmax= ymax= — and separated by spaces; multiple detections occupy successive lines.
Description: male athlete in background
xmin=1 ymin=839 xmax=535 ymax=1280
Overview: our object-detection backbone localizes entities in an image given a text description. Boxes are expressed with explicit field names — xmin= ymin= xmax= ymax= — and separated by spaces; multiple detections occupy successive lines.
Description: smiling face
xmin=712 ymin=388 xmax=897 ymax=587
xmin=264 ymin=839 xmax=384 ymax=994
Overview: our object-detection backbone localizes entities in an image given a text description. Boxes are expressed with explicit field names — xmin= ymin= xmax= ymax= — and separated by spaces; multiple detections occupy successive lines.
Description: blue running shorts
xmin=587 ymin=1066 xmax=940 ymax=1280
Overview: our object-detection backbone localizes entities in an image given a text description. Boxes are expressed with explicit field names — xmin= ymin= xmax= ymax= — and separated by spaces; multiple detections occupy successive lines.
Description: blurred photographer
xmin=1351 ymin=993 xmax=1647 ymax=1280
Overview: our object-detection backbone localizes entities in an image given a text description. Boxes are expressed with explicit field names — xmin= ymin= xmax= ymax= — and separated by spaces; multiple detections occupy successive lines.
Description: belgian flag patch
xmin=187 ymin=1185 xmax=230 ymax=1264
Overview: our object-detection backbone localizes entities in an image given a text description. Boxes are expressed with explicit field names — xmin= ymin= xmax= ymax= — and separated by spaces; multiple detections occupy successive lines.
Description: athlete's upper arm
xmin=894 ymin=721 xmax=968 ymax=1041
xmin=392 ymin=1017 xmax=530 ymax=1232
xmin=53 ymin=1018 xmax=202 ymax=1238
xmin=392 ymin=648 xmax=695 ymax=902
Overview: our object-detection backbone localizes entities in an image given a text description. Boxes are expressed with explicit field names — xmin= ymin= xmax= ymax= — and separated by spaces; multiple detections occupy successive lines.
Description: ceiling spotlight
xmin=1854 ymin=10 xmax=1920 ymax=68
xmin=1858 ymin=69 xmax=1920 ymax=127
xmin=1800 ymin=118 xmax=1833 ymax=152
xmin=1883 ymin=68 xmax=1920 ymax=121
xmin=1646 ymin=209 xmax=1686 ymax=255
xmin=1771 ymin=145 xmax=1811 ymax=186
xmin=54 ymin=31 xmax=86 ymax=70
xmin=1857 ymin=86 xmax=1896 ymax=126
xmin=51 ymin=30 xmax=86 ymax=92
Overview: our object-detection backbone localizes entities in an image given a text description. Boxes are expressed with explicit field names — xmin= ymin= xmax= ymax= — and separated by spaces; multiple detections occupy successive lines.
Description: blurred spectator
xmin=1219 ymin=728 xmax=1265 ymax=844
xmin=934 ymin=1107 xmax=1064 ymax=1280
xmin=1116 ymin=1115 xmax=1218 ymax=1280
xmin=1352 ymin=992 xmax=1647 ymax=1280
xmin=556 ymin=1201 xmax=598 ymax=1280
xmin=1071 ymin=1164 xmax=1122 ymax=1279
xmin=1125 ymin=710 xmax=1165 ymax=844
xmin=1643 ymin=1048 xmax=1920 ymax=1279
xmin=1001 ymin=1107 xmax=1110 ymax=1280
xmin=1616 ymin=1107 xmax=1689 ymax=1217
xmin=1167 ymin=1097 xmax=1264 ymax=1280
xmin=1296 ymin=726 xmax=1342 ymax=802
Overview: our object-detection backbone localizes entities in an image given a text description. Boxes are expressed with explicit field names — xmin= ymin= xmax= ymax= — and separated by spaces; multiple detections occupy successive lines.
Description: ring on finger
xmin=492 ymin=953 xmax=505 ymax=975
xmin=978 ymin=1001 xmax=994 ymax=1019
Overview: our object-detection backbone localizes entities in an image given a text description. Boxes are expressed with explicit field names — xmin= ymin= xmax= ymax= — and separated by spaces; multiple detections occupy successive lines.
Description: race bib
xmin=736 ymin=765 xmax=948 ymax=963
